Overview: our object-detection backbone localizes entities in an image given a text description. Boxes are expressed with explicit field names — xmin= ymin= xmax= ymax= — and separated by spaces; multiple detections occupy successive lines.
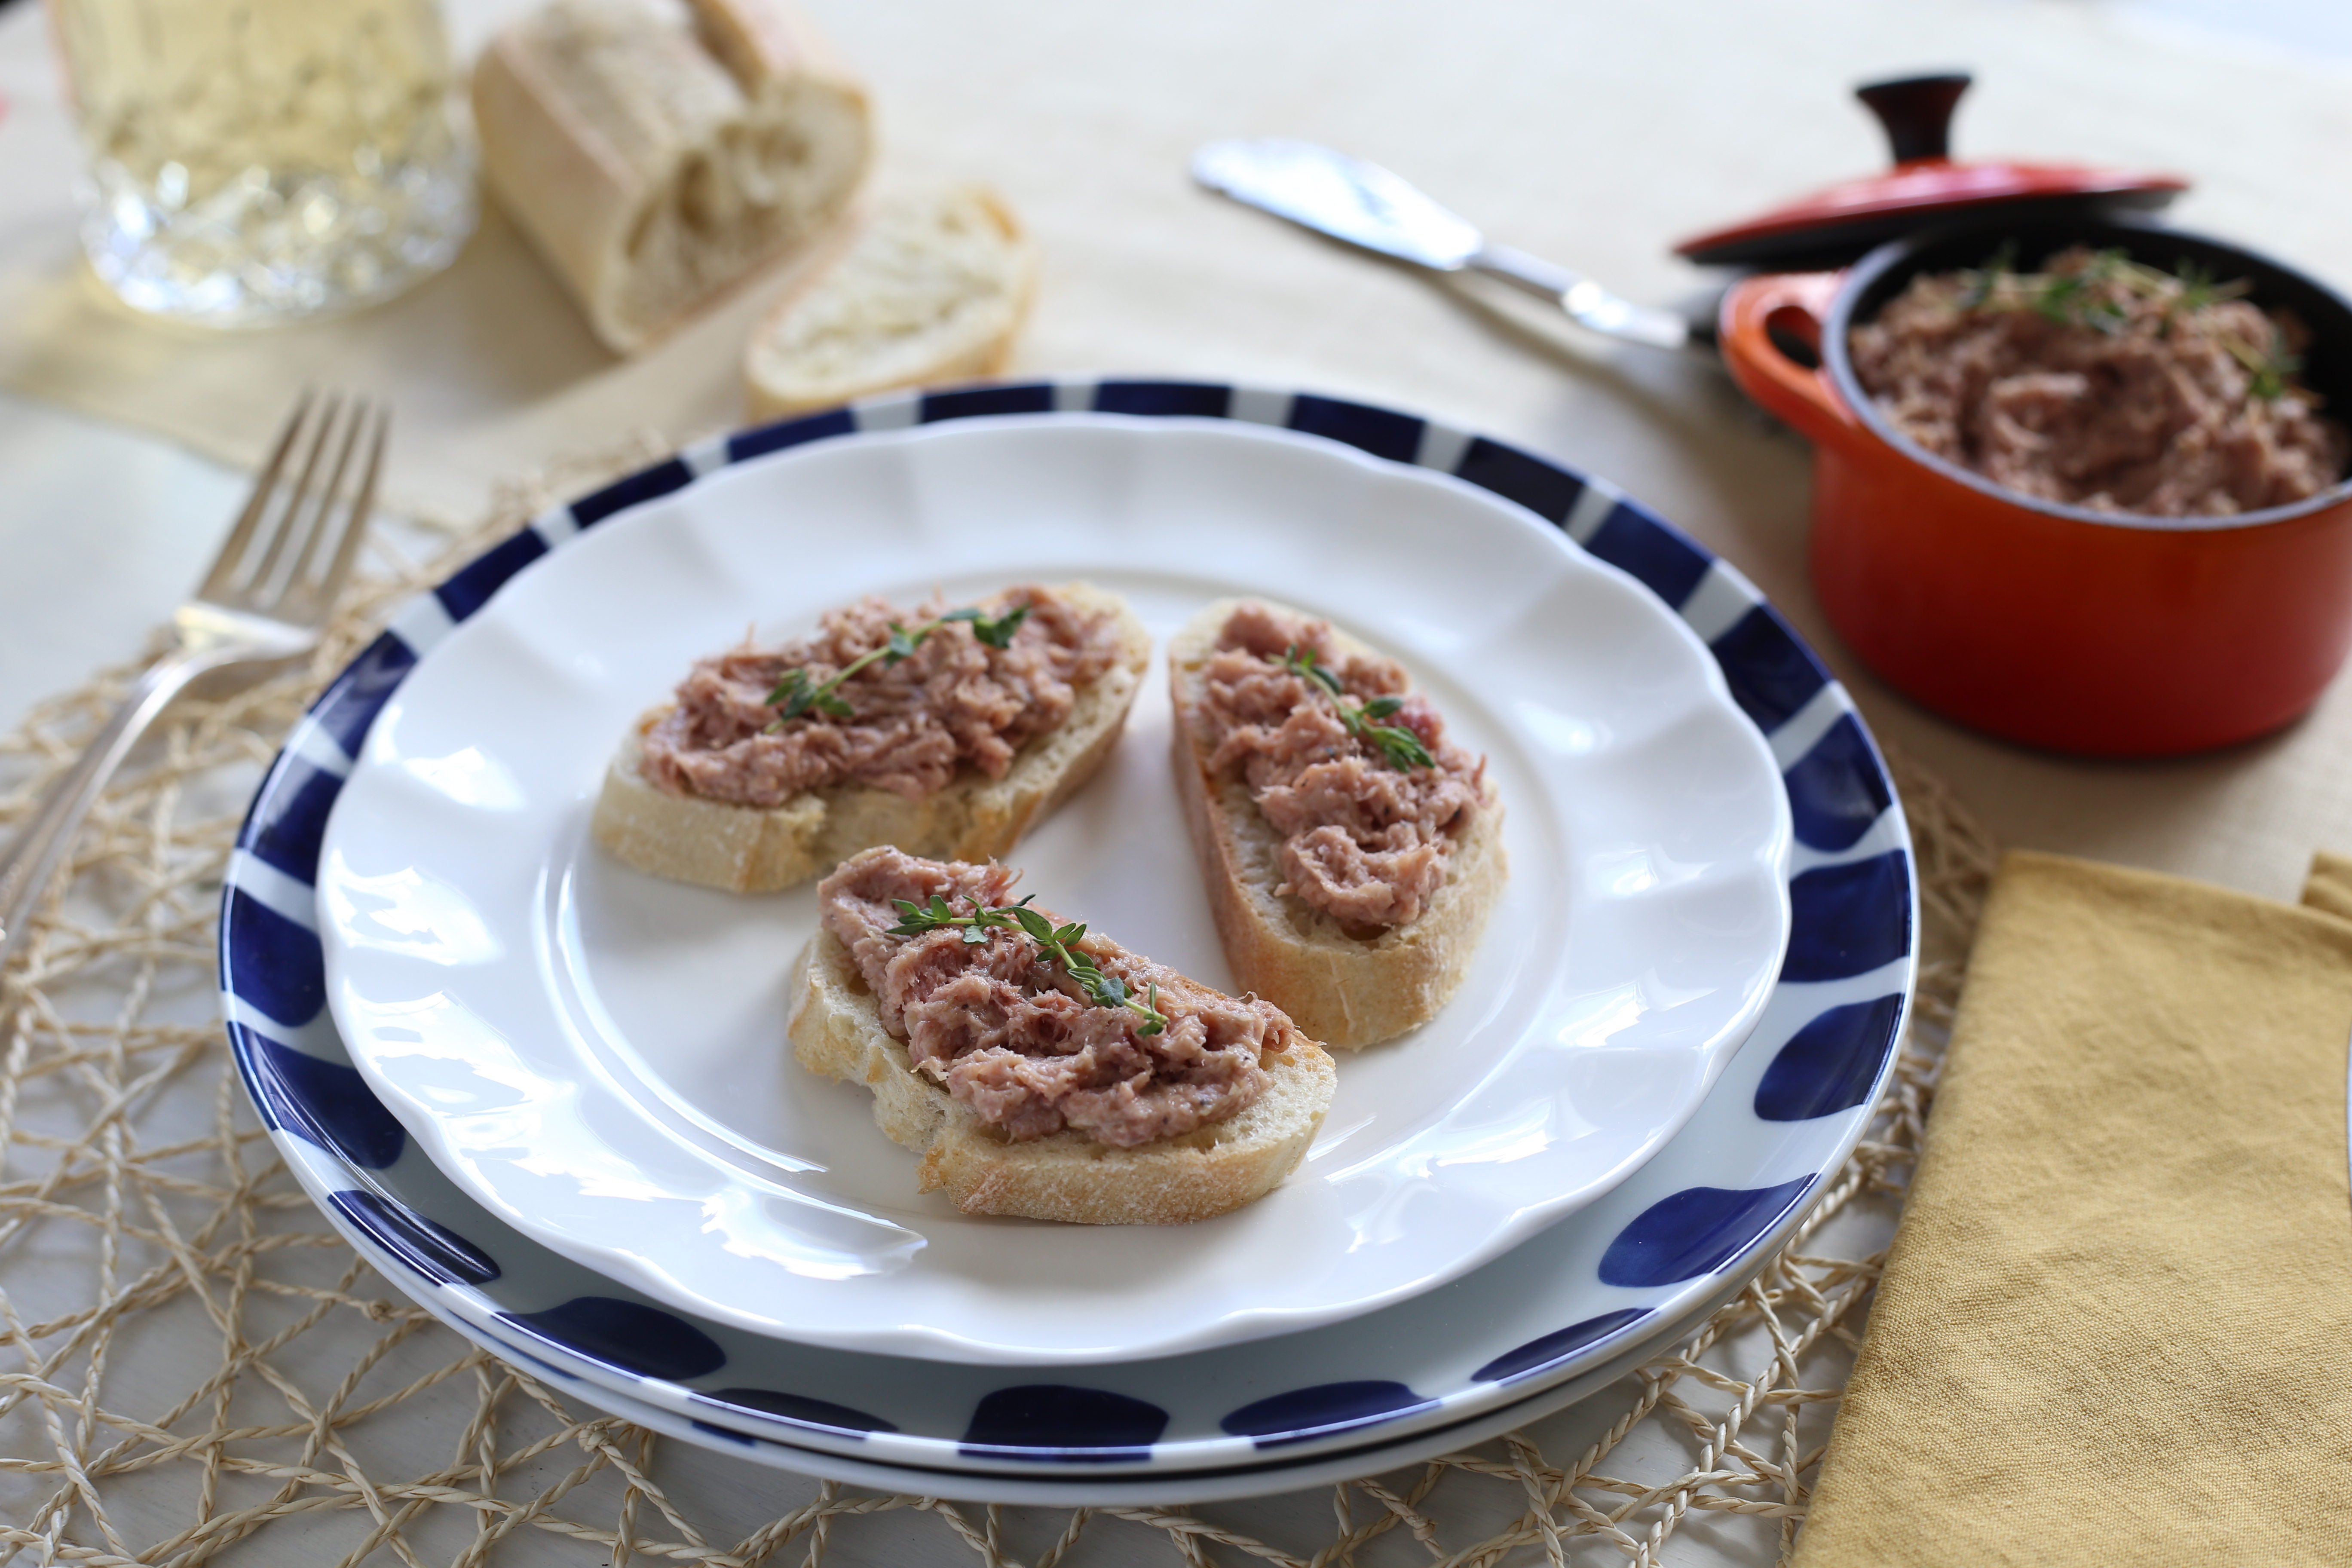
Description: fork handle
xmin=0 ymin=648 xmax=229 ymax=974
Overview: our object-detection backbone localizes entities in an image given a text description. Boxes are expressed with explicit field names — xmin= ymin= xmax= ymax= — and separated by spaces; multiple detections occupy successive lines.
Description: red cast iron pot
xmin=1718 ymin=217 xmax=2352 ymax=756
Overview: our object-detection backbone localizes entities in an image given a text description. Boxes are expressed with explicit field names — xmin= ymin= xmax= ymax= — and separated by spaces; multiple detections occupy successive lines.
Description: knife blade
xmin=1192 ymin=138 xmax=1693 ymax=353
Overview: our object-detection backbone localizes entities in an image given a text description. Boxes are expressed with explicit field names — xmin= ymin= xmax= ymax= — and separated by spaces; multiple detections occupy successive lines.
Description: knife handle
xmin=1467 ymin=242 xmax=1583 ymax=301
xmin=1470 ymin=244 xmax=1693 ymax=353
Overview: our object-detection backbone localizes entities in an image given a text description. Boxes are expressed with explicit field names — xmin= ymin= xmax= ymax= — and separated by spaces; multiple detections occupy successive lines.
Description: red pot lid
xmin=1675 ymin=74 xmax=2187 ymax=269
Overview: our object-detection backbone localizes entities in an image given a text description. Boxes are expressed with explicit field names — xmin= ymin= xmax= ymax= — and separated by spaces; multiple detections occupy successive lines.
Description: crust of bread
xmin=744 ymin=186 xmax=1038 ymax=421
xmin=786 ymin=929 xmax=1335 ymax=1223
xmin=683 ymin=0 xmax=847 ymax=88
xmin=1167 ymin=598 xmax=1507 ymax=1049
xmin=591 ymin=584 xmax=1149 ymax=892
xmin=473 ymin=0 xmax=872 ymax=355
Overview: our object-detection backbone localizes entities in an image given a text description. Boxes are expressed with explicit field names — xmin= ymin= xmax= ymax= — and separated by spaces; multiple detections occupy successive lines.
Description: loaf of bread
xmin=591 ymin=584 xmax=1150 ymax=892
xmin=744 ymin=186 xmax=1038 ymax=419
xmin=473 ymin=0 xmax=872 ymax=354
xmin=1168 ymin=599 xmax=1507 ymax=1048
xmin=788 ymin=913 xmax=1335 ymax=1225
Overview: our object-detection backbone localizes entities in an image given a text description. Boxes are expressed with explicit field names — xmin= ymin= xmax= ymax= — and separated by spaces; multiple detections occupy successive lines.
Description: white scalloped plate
xmin=315 ymin=414 xmax=1791 ymax=1365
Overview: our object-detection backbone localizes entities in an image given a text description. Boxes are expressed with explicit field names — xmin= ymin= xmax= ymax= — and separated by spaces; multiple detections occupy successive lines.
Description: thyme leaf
xmin=1278 ymin=645 xmax=1437 ymax=771
xmin=939 ymin=603 xmax=1031 ymax=649
xmin=764 ymin=667 xmax=854 ymax=722
xmin=2164 ymin=258 xmax=2248 ymax=334
xmin=2225 ymin=329 xmax=2300 ymax=401
xmin=2030 ymin=255 xmax=2135 ymax=331
xmin=1956 ymin=240 xmax=2017 ymax=312
xmin=885 ymin=893 xmax=1169 ymax=1035
xmin=763 ymin=599 xmax=1031 ymax=731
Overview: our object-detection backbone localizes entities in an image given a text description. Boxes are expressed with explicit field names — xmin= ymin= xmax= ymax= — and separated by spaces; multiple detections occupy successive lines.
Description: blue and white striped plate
xmin=425 ymin=1257 xmax=1755 ymax=1505
xmin=220 ymin=380 xmax=1914 ymax=1477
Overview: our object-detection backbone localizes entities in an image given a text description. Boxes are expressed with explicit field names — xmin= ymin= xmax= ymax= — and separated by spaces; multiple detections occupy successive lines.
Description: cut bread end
xmin=590 ymin=583 xmax=1148 ymax=892
xmin=744 ymin=186 xmax=1038 ymax=421
xmin=786 ymin=929 xmax=1335 ymax=1224
xmin=474 ymin=0 xmax=873 ymax=357
xmin=1168 ymin=597 xmax=1507 ymax=1050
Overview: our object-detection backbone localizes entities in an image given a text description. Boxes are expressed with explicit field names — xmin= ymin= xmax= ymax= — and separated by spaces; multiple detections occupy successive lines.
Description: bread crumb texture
xmin=787 ymin=928 xmax=1335 ymax=1225
xmin=746 ymin=186 xmax=1037 ymax=417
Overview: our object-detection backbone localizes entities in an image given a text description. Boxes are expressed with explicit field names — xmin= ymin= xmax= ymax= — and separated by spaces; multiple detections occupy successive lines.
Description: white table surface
xmin=0 ymin=391 xmax=244 ymax=734
xmin=3 ymin=3 xmax=2350 ymax=1564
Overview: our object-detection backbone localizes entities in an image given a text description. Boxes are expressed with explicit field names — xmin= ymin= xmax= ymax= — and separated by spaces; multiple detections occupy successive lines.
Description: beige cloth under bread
xmin=1793 ymin=850 xmax=2352 ymax=1565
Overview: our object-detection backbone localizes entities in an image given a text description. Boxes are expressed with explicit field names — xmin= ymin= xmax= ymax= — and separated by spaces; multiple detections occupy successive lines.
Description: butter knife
xmin=1192 ymin=138 xmax=1699 ymax=352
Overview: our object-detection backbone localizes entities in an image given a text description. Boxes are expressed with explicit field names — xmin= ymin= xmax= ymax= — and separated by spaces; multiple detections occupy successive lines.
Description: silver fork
xmin=0 ymin=393 xmax=388 ymax=971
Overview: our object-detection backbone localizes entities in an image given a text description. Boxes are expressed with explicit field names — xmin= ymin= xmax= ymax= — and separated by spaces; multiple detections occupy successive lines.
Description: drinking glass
xmin=48 ymin=0 xmax=477 ymax=328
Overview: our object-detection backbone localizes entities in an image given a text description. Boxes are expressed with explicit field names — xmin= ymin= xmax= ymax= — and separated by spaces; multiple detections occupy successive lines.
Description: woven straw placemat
xmin=0 ymin=457 xmax=1993 ymax=1568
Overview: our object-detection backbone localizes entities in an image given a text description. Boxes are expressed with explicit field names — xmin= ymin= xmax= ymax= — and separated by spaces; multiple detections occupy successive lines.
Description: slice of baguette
xmin=744 ymin=186 xmax=1038 ymax=420
xmin=473 ymin=0 xmax=872 ymax=354
xmin=591 ymin=584 xmax=1149 ymax=892
xmin=1168 ymin=598 xmax=1507 ymax=1049
xmin=787 ymin=928 xmax=1335 ymax=1223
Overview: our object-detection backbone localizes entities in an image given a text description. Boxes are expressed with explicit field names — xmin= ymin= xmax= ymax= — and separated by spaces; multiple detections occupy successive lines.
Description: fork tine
xmin=198 ymin=390 xmax=315 ymax=602
xmin=244 ymin=392 xmax=345 ymax=599
xmin=313 ymin=407 xmax=389 ymax=616
xmin=282 ymin=397 xmax=373 ymax=601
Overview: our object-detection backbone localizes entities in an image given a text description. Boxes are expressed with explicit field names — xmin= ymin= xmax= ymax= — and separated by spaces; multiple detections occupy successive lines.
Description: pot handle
xmin=1717 ymin=271 xmax=1859 ymax=449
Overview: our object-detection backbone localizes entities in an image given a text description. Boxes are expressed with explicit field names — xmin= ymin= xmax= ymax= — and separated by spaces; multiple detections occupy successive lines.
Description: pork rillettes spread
xmin=1850 ymin=247 xmax=2349 ymax=517
xmin=816 ymin=847 xmax=1295 ymax=1148
xmin=1193 ymin=603 xmax=1490 ymax=931
xmin=643 ymin=585 xmax=1124 ymax=808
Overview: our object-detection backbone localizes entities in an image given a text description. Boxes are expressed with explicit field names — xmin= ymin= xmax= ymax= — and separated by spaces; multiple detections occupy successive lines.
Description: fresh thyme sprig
xmin=762 ymin=603 xmax=1030 ymax=730
xmin=1955 ymin=240 xmax=2017 ymax=312
xmin=2030 ymin=257 xmax=2131 ymax=335
xmin=1960 ymin=248 xmax=2164 ymax=334
xmin=885 ymin=893 xmax=1168 ymax=1035
xmin=2225 ymin=329 xmax=2301 ymax=402
xmin=1949 ymin=248 xmax=2295 ymax=402
xmin=2162 ymin=258 xmax=2251 ymax=335
xmin=1277 ymin=645 xmax=1437 ymax=772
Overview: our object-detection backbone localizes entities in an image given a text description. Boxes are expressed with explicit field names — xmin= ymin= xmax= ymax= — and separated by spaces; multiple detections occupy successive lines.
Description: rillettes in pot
xmin=1718 ymin=218 xmax=2352 ymax=757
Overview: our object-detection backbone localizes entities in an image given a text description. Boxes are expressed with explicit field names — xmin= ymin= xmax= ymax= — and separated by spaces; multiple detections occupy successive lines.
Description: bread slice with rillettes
xmin=786 ymin=926 xmax=1335 ymax=1224
xmin=1167 ymin=598 xmax=1507 ymax=1049
xmin=590 ymin=584 xmax=1148 ymax=892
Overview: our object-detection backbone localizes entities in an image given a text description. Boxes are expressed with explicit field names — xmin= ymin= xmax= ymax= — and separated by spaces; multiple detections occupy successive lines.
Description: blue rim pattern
xmin=217 ymin=379 xmax=1916 ymax=1471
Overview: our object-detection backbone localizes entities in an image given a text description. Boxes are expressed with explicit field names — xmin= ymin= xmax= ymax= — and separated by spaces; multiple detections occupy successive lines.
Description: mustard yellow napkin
xmin=1795 ymin=851 xmax=2352 ymax=1566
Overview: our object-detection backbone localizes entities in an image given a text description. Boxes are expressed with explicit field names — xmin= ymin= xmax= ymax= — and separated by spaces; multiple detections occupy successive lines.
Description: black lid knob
xmin=1855 ymin=73 xmax=1972 ymax=165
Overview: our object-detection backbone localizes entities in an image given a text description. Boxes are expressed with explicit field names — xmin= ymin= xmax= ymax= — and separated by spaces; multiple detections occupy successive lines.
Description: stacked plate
xmin=218 ymin=380 xmax=1916 ymax=1505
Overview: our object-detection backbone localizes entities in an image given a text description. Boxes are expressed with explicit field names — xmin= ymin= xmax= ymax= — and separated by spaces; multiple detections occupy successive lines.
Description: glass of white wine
xmin=49 ymin=0 xmax=477 ymax=328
